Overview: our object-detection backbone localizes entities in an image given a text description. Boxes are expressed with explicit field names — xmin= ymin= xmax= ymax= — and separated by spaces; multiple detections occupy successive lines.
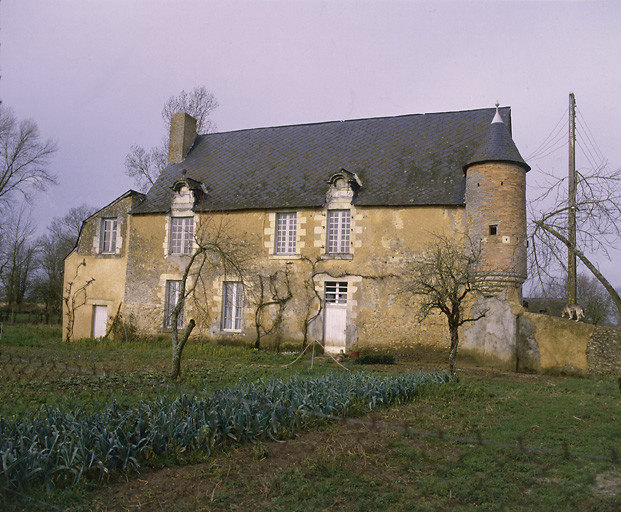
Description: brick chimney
xmin=168 ymin=112 xmax=197 ymax=164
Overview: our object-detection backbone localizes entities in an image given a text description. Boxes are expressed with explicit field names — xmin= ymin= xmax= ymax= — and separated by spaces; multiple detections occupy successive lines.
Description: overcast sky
xmin=2 ymin=0 xmax=620 ymax=289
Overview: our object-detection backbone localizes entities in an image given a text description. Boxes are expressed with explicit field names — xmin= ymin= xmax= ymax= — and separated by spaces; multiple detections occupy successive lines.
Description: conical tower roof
xmin=464 ymin=106 xmax=530 ymax=172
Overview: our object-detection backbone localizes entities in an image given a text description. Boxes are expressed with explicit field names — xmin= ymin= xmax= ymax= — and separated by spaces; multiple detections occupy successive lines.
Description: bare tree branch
xmin=529 ymin=165 xmax=621 ymax=310
xmin=0 ymin=106 xmax=57 ymax=205
xmin=125 ymin=86 xmax=218 ymax=191
xmin=169 ymin=217 xmax=251 ymax=380
xmin=401 ymin=233 xmax=490 ymax=377
xmin=161 ymin=86 xmax=219 ymax=134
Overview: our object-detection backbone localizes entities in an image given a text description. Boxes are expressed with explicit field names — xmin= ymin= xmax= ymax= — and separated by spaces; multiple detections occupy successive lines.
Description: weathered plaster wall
xmin=63 ymin=195 xmax=137 ymax=340
xmin=518 ymin=312 xmax=621 ymax=375
xmin=122 ymin=205 xmax=465 ymax=354
xmin=518 ymin=312 xmax=594 ymax=372
xmin=461 ymin=290 xmax=522 ymax=370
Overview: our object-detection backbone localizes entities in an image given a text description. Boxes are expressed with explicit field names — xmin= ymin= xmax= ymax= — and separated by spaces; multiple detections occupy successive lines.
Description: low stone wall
xmin=517 ymin=312 xmax=620 ymax=375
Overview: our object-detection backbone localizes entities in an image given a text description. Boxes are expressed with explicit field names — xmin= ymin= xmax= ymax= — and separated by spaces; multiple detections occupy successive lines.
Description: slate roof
xmin=132 ymin=107 xmax=516 ymax=214
xmin=464 ymin=109 xmax=530 ymax=172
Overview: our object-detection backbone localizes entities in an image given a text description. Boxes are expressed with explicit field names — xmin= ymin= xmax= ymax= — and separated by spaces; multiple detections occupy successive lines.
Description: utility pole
xmin=568 ymin=92 xmax=577 ymax=305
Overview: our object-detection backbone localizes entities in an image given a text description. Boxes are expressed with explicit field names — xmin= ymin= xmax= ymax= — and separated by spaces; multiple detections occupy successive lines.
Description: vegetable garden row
xmin=1 ymin=371 xmax=451 ymax=494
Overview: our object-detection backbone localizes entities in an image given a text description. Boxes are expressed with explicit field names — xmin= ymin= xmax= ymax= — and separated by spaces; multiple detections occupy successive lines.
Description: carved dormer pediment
xmin=170 ymin=170 xmax=206 ymax=211
xmin=326 ymin=168 xmax=362 ymax=205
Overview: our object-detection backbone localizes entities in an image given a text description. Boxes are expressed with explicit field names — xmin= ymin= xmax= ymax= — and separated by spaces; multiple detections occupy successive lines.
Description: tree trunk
xmin=448 ymin=323 xmax=459 ymax=379
xmin=170 ymin=319 xmax=196 ymax=380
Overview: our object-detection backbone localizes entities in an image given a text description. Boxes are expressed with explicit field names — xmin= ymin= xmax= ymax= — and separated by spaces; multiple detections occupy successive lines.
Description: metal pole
xmin=568 ymin=92 xmax=577 ymax=305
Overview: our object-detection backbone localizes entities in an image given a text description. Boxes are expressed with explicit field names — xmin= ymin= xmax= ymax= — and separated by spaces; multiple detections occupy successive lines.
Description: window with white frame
xmin=164 ymin=280 xmax=183 ymax=329
xmin=170 ymin=217 xmax=194 ymax=255
xmin=100 ymin=218 xmax=117 ymax=254
xmin=324 ymin=281 xmax=348 ymax=304
xmin=327 ymin=210 xmax=350 ymax=254
xmin=222 ymin=281 xmax=243 ymax=331
xmin=275 ymin=212 xmax=297 ymax=254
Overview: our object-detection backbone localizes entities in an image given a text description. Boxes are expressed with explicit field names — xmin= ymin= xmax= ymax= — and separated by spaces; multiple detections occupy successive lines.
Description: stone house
xmin=64 ymin=106 xmax=531 ymax=367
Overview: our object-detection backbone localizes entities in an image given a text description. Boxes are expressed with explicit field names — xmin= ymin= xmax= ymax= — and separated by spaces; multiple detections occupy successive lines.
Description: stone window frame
xmin=275 ymin=212 xmax=297 ymax=255
xmin=264 ymin=211 xmax=305 ymax=260
xmin=169 ymin=216 xmax=194 ymax=255
xmin=99 ymin=218 xmax=118 ymax=254
xmin=317 ymin=171 xmax=363 ymax=261
xmin=93 ymin=216 xmax=123 ymax=256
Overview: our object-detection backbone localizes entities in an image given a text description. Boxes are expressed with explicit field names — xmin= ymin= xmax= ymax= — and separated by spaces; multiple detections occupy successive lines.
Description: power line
xmin=526 ymin=107 xmax=568 ymax=161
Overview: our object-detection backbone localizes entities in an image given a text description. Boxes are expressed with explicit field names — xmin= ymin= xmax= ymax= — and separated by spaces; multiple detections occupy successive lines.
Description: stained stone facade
xmin=64 ymin=106 xmax=534 ymax=366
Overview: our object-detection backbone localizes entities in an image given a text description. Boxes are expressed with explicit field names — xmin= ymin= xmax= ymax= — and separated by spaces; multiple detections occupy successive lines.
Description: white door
xmin=92 ymin=305 xmax=108 ymax=338
xmin=324 ymin=282 xmax=347 ymax=354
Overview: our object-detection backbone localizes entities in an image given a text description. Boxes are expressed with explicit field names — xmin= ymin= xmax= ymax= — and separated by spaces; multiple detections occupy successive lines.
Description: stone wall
xmin=119 ymin=205 xmax=464 ymax=351
xmin=517 ymin=311 xmax=620 ymax=375
xmin=587 ymin=326 xmax=621 ymax=375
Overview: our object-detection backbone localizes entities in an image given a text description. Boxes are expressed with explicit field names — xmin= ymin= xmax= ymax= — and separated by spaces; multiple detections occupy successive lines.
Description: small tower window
xmin=489 ymin=225 xmax=498 ymax=236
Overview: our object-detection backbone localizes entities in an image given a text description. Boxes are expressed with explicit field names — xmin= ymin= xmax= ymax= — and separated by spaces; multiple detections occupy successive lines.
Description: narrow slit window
xmin=489 ymin=225 xmax=498 ymax=236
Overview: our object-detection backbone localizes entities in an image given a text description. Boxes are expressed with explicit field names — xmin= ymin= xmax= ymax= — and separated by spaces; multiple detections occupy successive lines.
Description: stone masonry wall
xmin=587 ymin=326 xmax=621 ymax=375
xmin=465 ymin=162 xmax=527 ymax=280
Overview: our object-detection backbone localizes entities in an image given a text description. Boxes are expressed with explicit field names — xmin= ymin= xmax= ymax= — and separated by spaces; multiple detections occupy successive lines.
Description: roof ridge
xmin=201 ymin=106 xmax=507 ymax=137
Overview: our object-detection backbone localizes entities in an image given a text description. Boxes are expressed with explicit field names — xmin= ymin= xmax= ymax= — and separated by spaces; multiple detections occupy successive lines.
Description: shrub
xmin=353 ymin=353 xmax=396 ymax=365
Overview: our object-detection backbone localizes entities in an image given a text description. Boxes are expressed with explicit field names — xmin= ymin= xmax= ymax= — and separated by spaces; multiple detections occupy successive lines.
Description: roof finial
xmin=492 ymin=102 xmax=503 ymax=124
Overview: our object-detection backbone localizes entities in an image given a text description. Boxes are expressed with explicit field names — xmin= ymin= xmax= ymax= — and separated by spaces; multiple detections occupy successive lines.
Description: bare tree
xmin=251 ymin=267 xmax=293 ymax=350
xmin=402 ymin=234 xmax=488 ymax=378
xmin=169 ymin=218 xmax=249 ymax=380
xmin=0 ymin=106 xmax=57 ymax=205
xmin=300 ymin=256 xmax=324 ymax=350
xmin=0 ymin=207 xmax=36 ymax=321
xmin=529 ymin=165 xmax=621 ymax=317
xmin=161 ymin=86 xmax=219 ymax=135
xmin=32 ymin=204 xmax=96 ymax=322
xmin=125 ymin=86 xmax=218 ymax=191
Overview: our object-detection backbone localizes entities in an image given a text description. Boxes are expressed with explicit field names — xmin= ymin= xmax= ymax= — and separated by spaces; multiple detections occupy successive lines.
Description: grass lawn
xmin=1 ymin=324 xmax=619 ymax=511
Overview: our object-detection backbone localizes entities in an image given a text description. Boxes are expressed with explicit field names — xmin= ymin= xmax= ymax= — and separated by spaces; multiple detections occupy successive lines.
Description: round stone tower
xmin=464 ymin=106 xmax=530 ymax=299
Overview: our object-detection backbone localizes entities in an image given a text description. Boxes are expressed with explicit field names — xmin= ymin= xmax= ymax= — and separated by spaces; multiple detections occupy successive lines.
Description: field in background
xmin=1 ymin=324 xmax=619 ymax=511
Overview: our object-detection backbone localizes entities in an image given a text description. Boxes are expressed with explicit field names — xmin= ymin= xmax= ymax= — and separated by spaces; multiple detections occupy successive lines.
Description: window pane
xmin=325 ymin=281 xmax=347 ymax=304
xmin=170 ymin=217 xmax=194 ymax=254
xmin=327 ymin=210 xmax=350 ymax=254
xmin=275 ymin=212 xmax=296 ymax=254
xmin=222 ymin=281 xmax=243 ymax=330
xmin=100 ymin=218 xmax=117 ymax=253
